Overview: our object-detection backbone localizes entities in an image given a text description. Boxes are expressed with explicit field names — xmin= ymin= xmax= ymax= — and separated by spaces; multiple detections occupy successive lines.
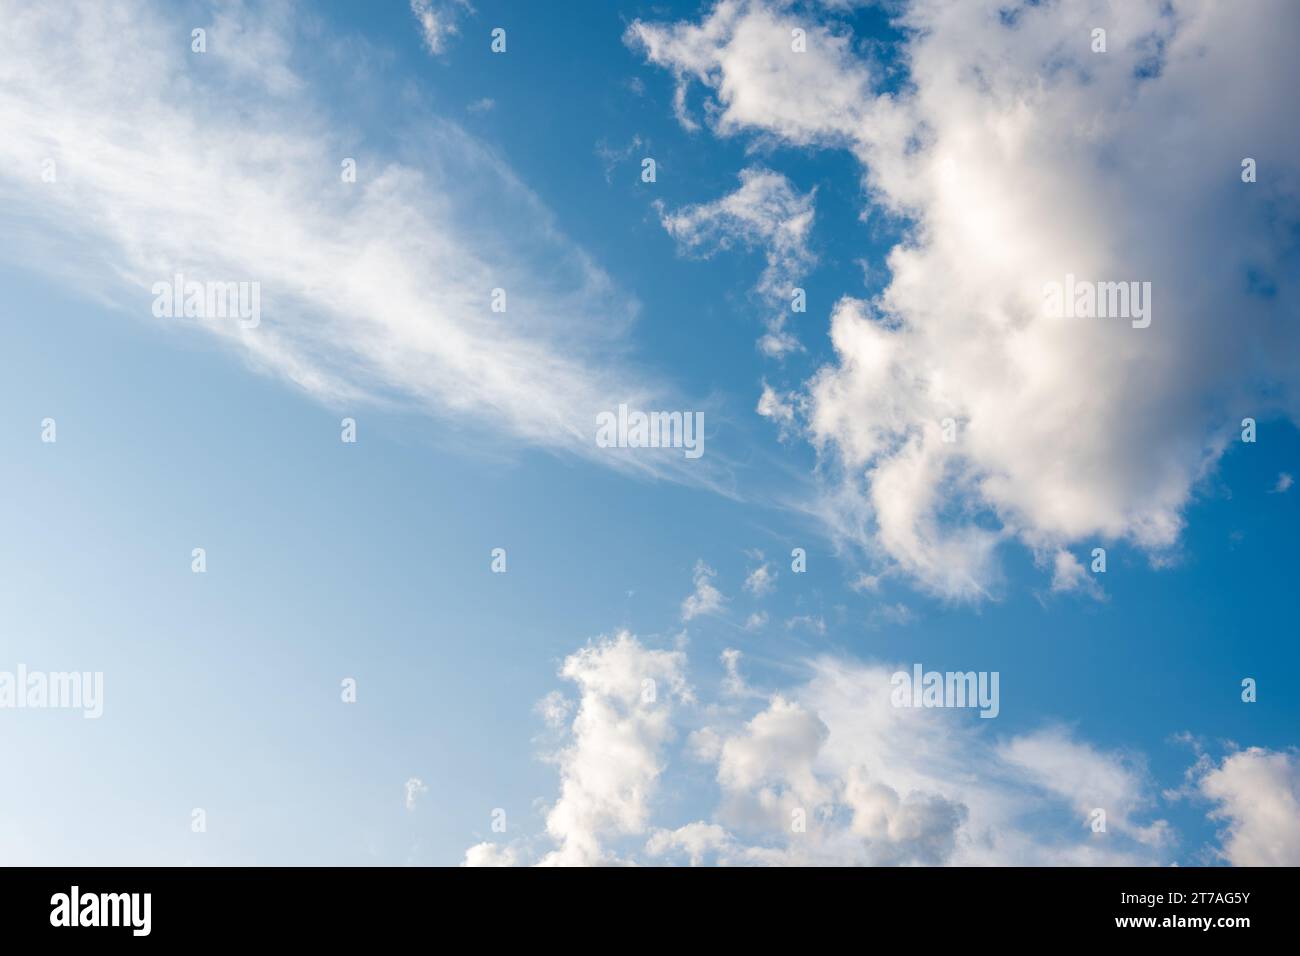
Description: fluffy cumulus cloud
xmin=1192 ymin=747 xmax=1300 ymax=866
xmin=631 ymin=0 xmax=1300 ymax=598
xmin=460 ymin=841 xmax=520 ymax=867
xmin=535 ymin=633 xmax=690 ymax=866
xmin=626 ymin=0 xmax=874 ymax=144
xmin=465 ymin=632 xmax=1206 ymax=866
xmin=645 ymin=821 xmax=734 ymax=865
xmin=0 ymin=0 xmax=716 ymax=483
xmin=464 ymin=632 xmax=690 ymax=867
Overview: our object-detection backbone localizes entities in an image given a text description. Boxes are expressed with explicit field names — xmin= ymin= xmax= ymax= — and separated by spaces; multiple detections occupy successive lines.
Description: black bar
xmin=0 ymin=866 xmax=1285 ymax=942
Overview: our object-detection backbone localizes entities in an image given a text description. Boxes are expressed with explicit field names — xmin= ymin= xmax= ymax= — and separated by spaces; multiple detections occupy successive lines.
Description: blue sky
xmin=0 ymin=0 xmax=1297 ymax=866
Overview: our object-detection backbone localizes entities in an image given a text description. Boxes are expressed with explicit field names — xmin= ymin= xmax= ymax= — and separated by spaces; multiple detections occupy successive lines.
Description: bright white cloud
xmin=1194 ymin=747 xmax=1300 ymax=866
xmin=632 ymin=0 xmax=1300 ymax=598
xmin=627 ymin=0 xmax=874 ymax=145
xmin=645 ymin=822 xmax=734 ymax=866
xmin=534 ymin=632 xmax=690 ymax=866
xmin=461 ymin=841 xmax=520 ymax=867
xmin=716 ymin=695 xmax=833 ymax=815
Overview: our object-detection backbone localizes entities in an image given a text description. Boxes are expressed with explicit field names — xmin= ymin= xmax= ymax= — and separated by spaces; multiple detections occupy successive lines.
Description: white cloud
xmin=720 ymin=647 xmax=756 ymax=698
xmin=1048 ymin=550 xmax=1104 ymax=600
xmin=998 ymin=727 xmax=1169 ymax=847
xmin=535 ymin=690 xmax=573 ymax=729
xmin=464 ymin=632 xmax=1300 ymax=866
xmin=0 ymin=0 xmax=704 ymax=483
xmin=632 ymin=0 xmax=1300 ymax=599
xmin=626 ymin=1 xmax=874 ymax=146
xmin=404 ymin=777 xmax=428 ymax=811
xmin=849 ymin=573 xmax=881 ymax=594
xmin=657 ymin=166 xmax=816 ymax=356
xmin=1194 ymin=747 xmax=1300 ymax=866
xmin=706 ymin=656 xmax=1170 ymax=865
xmin=645 ymin=822 xmax=733 ymax=866
xmin=536 ymin=632 xmax=690 ymax=866
xmin=743 ymin=556 xmax=777 ymax=597
xmin=461 ymin=842 xmax=520 ymax=867
xmin=657 ymin=166 xmax=815 ymax=302
xmin=840 ymin=770 xmax=967 ymax=866
xmin=1273 ymin=473 xmax=1294 ymax=494
xmin=681 ymin=560 xmax=726 ymax=620
xmin=716 ymin=695 xmax=833 ymax=817
xmin=743 ymin=610 xmax=769 ymax=631
xmin=756 ymin=380 xmax=798 ymax=439
xmin=410 ymin=0 xmax=473 ymax=56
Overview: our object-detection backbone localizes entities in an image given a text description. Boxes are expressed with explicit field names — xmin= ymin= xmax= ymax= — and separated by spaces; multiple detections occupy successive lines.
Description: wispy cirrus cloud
xmin=0 ymin=0 xmax=720 ymax=483
xmin=410 ymin=0 xmax=474 ymax=56
xmin=403 ymin=777 xmax=428 ymax=811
